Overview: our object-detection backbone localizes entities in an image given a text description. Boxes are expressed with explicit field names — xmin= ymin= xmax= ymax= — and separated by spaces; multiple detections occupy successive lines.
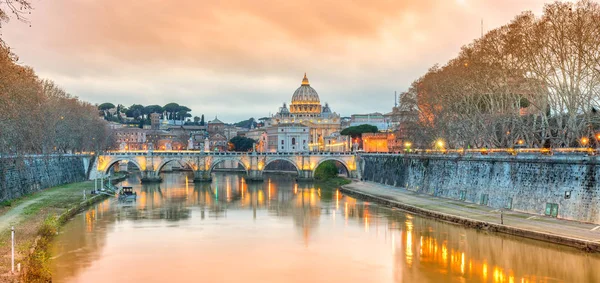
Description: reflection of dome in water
xmin=290 ymin=73 xmax=322 ymax=114
xmin=292 ymin=187 xmax=321 ymax=245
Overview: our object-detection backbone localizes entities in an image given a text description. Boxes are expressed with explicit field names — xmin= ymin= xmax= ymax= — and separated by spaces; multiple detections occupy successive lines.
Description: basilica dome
xmin=292 ymin=74 xmax=320 ymax=104
xmin=290 ymin=73 xmax=322 ymax=114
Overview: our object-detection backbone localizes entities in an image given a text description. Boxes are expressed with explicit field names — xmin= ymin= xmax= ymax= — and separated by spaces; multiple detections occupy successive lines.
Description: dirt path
xmin=0 ymin=197 xmax=48 ymax=233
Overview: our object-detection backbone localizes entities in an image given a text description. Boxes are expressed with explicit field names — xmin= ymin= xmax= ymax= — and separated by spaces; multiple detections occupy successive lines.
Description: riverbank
xmin=313 ymin=176 xmax=351 ymax=188
xmin=0 ymin=180 xmax=111 ymax=282
xmin=341 ymin=181 xmax=600 ymax=252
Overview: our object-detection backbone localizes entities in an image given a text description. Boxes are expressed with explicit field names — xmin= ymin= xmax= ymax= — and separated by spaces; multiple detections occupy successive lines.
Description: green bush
xmin=314 ymin=161 xmax=338 ymax=180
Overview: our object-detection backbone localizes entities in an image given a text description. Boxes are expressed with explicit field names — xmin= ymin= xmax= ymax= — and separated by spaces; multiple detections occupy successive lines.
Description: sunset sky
xmin=2 ymin=0 xmax=568 ymax=122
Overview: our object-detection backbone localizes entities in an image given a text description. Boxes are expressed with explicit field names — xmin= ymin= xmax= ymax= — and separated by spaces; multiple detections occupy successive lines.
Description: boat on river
xmin=118 ymin=186 xmax=137 ymax=201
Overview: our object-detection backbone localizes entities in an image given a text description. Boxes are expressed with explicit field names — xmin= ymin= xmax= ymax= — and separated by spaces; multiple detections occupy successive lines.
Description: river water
xmin=50 ymin=172 xmax=600 ymax=282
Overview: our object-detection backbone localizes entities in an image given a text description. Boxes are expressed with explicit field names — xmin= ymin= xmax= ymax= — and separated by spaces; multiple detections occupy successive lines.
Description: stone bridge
xmin=89 ymin=150 xmax=360 ymax=183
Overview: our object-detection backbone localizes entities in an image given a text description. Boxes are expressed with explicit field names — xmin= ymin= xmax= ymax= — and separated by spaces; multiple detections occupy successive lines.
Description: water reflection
xmin=51 ymin=172 xmax=600 ymax=283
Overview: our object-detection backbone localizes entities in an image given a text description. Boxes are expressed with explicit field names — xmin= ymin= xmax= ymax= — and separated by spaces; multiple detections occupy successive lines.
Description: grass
xmin=314 ymin=176 xmax=352 ymax=189
xmin=0 ymin=192 xmax=33 ymax=212
xmin=0 ymin=180 xmax=108 ymax=282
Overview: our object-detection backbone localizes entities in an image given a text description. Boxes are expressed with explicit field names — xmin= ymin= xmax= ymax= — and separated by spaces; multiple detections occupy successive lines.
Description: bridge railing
xmin=360 ymin=147 xmax=597 ymax=157
xmin=101 ymin=150 xmax=357 ymax=156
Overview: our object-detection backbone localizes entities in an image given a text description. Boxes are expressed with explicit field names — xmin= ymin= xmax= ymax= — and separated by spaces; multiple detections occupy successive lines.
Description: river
xmin=50 ymin=172 xmax=600 ymax=282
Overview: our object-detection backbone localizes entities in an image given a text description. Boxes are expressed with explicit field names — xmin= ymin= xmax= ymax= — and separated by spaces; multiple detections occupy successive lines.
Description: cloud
xmin=2 ymin=0 xmax=561 ymax=122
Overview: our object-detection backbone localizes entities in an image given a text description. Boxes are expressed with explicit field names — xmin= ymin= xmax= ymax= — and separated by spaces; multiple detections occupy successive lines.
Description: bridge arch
xmin=104 ymin=158 xmax=143 ymax=174
xmin=263 ymin=158 xmax=300 ymax=175
xmin=312 ymin=158 xmax=351 ymax=177
xmin=155 ymin=158 xmax=197 ymax=173
xmin=208 ymin=157 xmax=249 ymax=174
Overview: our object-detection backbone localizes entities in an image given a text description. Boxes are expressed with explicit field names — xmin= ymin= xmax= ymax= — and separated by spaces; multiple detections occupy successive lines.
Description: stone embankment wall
xmin=0 ymin=155 xmax=91 ymax=202
xmin=361 ymin=154 xmax=600 ymax=224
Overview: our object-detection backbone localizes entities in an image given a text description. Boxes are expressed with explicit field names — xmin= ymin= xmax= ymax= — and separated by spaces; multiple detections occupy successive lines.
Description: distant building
xmin=350 ymin=113 xmax=387 ymax=130
xmin=265 ymin=74 xmax=341 ymax=151
xmin=208 ymin=117 xmax=225 ymax=134
xmin=113 ymin=128 xmax=147 ymax=150
xmin=322 ymin=132 xmax=350 ymax=152
xmin=150 ymin=113 xmax=161 ymax=130
xmin=107 ymin=122 xmax=124 ymax=130
xmin=208 ymin=133 xmax=228 ymax=152
xmin=266 ymin=123 xmax=309 ymax=153
xmin=340 ymin=117 xmax=352 ymax=129
xmin=384 ymin=101 xmax=420 ymax=147
xmin=224 ymin=125 xmax=244 ymax=141
xmin=246 ymin=128 xmax=268 ymax=152
xmin=362 ymin=132 xmax=389 ymax=153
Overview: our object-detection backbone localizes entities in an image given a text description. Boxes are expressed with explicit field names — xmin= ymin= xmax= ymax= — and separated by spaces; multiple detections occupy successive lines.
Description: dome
xmin=322 ymin=103 xmax=331 ymax=113
xmin=290 ymin=73 xmax=322 ymax=114
xmin=291 ymin=73 xmax=320 ymax=104
xmin=279 ymin=103 xmax=290 ymax=114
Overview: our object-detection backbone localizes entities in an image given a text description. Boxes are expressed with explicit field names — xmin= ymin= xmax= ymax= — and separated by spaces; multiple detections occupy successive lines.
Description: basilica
xmin=264 ymin=74 xmax=343 ymax=151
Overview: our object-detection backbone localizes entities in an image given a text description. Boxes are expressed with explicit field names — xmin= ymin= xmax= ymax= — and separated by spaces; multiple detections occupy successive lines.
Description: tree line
xmin=0 ymin=43 xmax=111 ymax=154
xmin=98 ymin=102 xmax=207 ymax=127
xmin=404 ymin=0 xmax=600 ymax=149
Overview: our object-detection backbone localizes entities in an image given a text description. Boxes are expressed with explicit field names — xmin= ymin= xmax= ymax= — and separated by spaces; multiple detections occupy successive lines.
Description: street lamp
xmin=404 ymin=141 xmax=412 ymax=152
xmin=581 ymin=137 xmax=589 ymax=147
xmin=436 ymin=139 xmax=445 ymax=150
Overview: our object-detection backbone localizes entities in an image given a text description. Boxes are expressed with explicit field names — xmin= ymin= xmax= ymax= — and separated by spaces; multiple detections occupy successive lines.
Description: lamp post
xmin=581 ymin=137 xmax=589 ymax=147
xmin=11 ymin=226 xmax=14 ymax=273
xmin=436 ymin=139 xmax=445 ymax=151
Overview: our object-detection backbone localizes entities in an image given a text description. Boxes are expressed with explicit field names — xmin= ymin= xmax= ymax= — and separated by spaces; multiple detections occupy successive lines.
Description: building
xmin=223 ymin=124 xmax=244 ymax=141
xmin=208 ymin=133 xmax=228 ymax=152
xmin=150 ymin=113 xmax=161 ymax=130
xmin=350 ymin=113 xmax=387 ymax=130
xmin=384 ymin=98 xmax=420 ymax=147
xmin=246 ymin=128 xmax=268 ymax=152
xmin=113 ymin=128 xmax=147 ymax=150
xmin=265 ymin=74 xmax=341 ymax=151
xmin=208 ymin=117 xmax=225 ymax=134
xmin=362 ymin=132 xmax=389 ymax=153
xmin=322 ymin=132 xmax=350 ymax=152
xmin=266 ymin=123 xmax=309 ymax=153
xmin=340 ymin=117 xmax=352 ymax=129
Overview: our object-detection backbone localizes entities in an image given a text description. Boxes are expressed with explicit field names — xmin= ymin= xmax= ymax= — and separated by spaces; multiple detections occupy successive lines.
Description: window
xmin=281 ymin=140 xmax=284 ymax=145
xmin=303 ymin=140 xmax=306 ymax=144
xmin=292 ymin=138 xmax=296 ymax=145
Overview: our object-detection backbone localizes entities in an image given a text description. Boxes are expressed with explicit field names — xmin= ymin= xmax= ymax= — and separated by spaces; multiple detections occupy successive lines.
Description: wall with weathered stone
xmin=361 ymin=154 xmax=600 ymax=224
xmin=0 ymin=155 xmax=90 ymax=202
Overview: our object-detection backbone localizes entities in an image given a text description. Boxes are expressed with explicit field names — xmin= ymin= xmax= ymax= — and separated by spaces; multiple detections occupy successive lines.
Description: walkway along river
xmin=50 ymin=172 xmax=600 ymax=282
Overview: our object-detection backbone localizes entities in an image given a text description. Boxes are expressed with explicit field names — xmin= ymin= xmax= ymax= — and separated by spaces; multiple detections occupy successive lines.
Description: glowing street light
xmin=404 ymin=141 xmax=412 ymax=153
xmin=581 ymin=137 xmax=589 ymax=146
xmin=436 ymin=139 xmax=445 ymax=149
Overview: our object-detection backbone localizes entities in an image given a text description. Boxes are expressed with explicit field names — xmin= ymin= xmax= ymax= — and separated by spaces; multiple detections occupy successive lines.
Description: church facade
xmin=265 ymin=74 xmax=342 ymax=152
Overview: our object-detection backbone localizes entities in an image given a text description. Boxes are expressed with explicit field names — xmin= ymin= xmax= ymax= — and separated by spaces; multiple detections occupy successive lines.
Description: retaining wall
xmin=0 ymin=155 xmax=90 ymax=202
xmin=360 ymin=154 xmax=600 ymax=224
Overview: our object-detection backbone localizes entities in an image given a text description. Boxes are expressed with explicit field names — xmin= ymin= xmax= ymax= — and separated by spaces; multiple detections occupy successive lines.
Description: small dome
xmin=291 ymin=73 xmax=320 ymax=104
xmin=323 ymin=103 xmax=331 ymax=113
xmin=280 ymin=103 xmax=290 ymax=114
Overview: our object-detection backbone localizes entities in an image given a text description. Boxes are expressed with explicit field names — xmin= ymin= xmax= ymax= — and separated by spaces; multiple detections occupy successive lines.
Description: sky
xmin=1 ymin=0 xmax=569 ymax=123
